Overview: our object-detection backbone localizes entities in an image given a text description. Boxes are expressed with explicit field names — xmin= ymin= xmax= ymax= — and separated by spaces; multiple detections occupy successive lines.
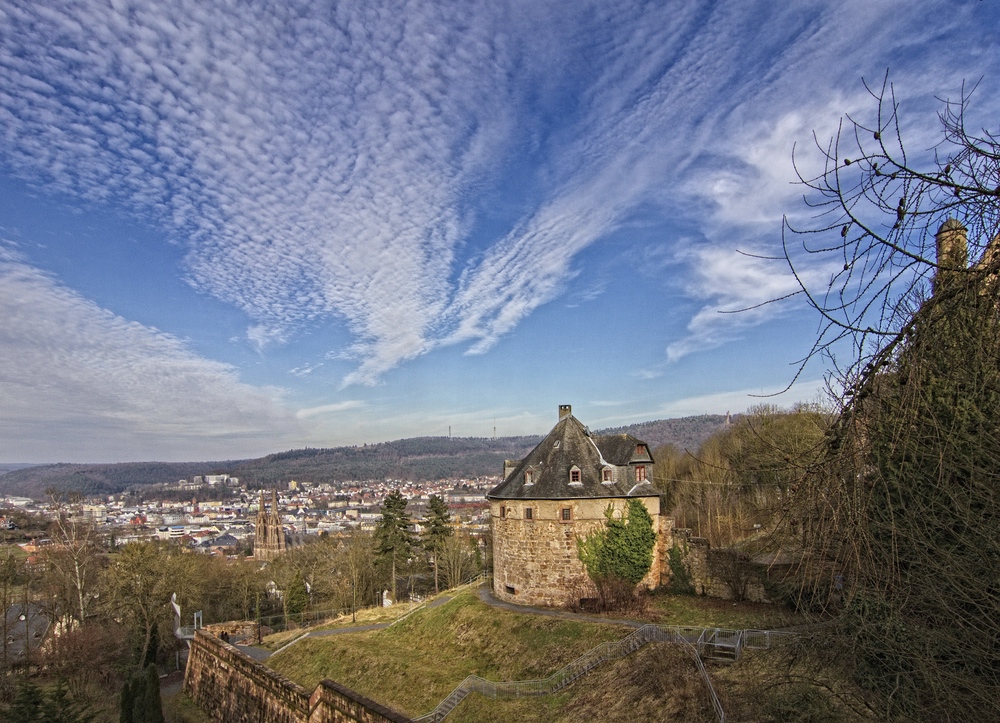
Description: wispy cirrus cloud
xmin=0 ymin=0 xmax=996 ymax=392
xmin=0 ymin=0 xmax=515 ymax=385
xmin=0 ymin=245 xmax=302 ymax=462
xmin=296 ymin=400 xmax=365 ymax=420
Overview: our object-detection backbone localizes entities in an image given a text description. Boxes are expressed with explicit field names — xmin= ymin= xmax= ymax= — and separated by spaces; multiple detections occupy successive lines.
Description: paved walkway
xmin=238 ymin=594 xmax=459 ymax=659
xmin=476 ymin=586 xmax=643 ymax=628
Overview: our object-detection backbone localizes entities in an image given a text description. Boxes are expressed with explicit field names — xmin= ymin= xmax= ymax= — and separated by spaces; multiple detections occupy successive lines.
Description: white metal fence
xmin=413 ymin=624 xmax=794 ymax=722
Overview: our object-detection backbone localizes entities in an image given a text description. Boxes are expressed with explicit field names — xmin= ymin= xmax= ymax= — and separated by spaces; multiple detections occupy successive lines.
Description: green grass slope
xmin=266 ymin=589 xmax=721 ymax=721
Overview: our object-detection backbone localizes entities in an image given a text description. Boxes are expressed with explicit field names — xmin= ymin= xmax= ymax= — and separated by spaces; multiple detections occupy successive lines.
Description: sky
xmin=1 ymin=0 xmax=997 ymax=463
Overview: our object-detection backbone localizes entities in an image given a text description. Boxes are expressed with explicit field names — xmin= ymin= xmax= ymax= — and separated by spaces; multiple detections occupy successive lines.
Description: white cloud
xmin=0 ymin=247 xmax=303 ymax=462
xmin=0 ymin=0 xmax=996 ymax=391
xmin=665 ymin=243 xmax=839 ymax=361
xmin=296 ymin=401 xmax=365 ymax=419
xmin=651 ymin=379 xmax=830 ymax=419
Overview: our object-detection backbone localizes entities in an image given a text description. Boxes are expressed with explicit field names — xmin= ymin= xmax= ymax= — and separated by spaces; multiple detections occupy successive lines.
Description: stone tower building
xmin=487 ymin=405 xmax=673 ymax=607
xmin=254 ymin=489 xmax=286 ymax=561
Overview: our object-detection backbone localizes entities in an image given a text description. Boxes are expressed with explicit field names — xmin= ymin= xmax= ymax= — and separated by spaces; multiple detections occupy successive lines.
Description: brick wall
xmin=184 ymin=630 xmax=412 ymax=723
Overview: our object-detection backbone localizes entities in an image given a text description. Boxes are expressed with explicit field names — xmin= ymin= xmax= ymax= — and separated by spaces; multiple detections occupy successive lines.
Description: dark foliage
xmin=120 ymin=665 xmax=163 ymax=723
xmin=785 ymin=77 xmax=1000 ymax=721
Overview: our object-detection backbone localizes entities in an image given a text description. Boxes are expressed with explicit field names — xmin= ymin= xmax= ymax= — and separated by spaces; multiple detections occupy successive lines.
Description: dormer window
xmin=636 ymin=444 xmax=645 ymax=456
xmin=569 ymin=466 xmax=582 ymax=485
xmin=553 ymin=440 xmax=561 ymax=449
xmin=602 ymin=467 xmax=614 ymax=484
xmin=635 ymin=465 xmax=647 ymax=482
xmin=524 ymin=470 xmax=534 ymax=486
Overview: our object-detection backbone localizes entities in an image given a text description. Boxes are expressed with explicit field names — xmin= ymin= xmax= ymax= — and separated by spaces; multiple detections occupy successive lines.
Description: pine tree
xmin=8 ymin=678 xmax=43 ymax=723
xmin=374 ymin=491 xmax=417 ymax=603
xmin=119 ymin=676 xmax=134 ymax=723
xmin=283 ymin=570 xmax=309 ymax=621
xmin=41 ymin=678 xmax=93 ymax=723
xmin=421 ymin=495 xmax=452 ymax=593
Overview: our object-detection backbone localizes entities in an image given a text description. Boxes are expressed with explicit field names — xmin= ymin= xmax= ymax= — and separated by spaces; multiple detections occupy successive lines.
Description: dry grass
xmin=258 ymin=588 xmax=826 ymax=722
xmin=267 ymin=589 xmax=632 ymax=718
xmin=444 ymin=643 xmax=715 ymax=723
xmin=646 ymin=592 xmax=808 ymax=630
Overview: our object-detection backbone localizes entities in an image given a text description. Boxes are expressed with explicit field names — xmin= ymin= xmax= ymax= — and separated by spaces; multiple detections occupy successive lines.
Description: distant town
xmin=0 ymin=474 xmax=496 ymax=555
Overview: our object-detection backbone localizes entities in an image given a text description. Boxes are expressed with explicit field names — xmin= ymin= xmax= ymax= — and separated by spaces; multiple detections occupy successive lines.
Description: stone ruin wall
xmin=491 ymin=497 xmax=673 ymax=607
xmin=669 ymin=528 xmax=770 ymax=603
xmin=184 ymin=630 xmax=412 ymax=723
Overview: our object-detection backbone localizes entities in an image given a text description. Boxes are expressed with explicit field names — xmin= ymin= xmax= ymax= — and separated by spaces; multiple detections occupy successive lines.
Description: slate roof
xmin=3 ymin=602 xmax=49 ymax=659
xmin=487 ymin=413 xmax=659 ymax=500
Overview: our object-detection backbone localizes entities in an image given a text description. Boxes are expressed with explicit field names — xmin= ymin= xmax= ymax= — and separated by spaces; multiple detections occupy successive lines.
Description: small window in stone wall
xmin=500 ymin=506 xmax=506 ymax=519
xmin=505 ymin=585 xmax=516 ymax=595
xmin=561 ymin=507 xmax=572 ymax=521
xmin=525 ymin=507 xmax=533 ymax=520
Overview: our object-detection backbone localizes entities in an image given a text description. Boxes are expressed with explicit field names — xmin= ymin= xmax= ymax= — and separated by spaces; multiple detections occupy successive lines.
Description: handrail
xmin=413 ymin=624 xmax=791 ymax=722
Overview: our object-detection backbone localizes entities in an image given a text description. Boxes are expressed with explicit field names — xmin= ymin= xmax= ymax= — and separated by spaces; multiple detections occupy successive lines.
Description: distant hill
xmin=0 ymin=415 xmax=728 ymax=499
xmin=597 ymin=414 xmax=730 ymax=452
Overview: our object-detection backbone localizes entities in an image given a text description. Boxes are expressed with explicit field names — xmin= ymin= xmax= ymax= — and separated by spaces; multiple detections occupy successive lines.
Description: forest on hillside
xmin=0 ymin=415 xmax=729 ymax=499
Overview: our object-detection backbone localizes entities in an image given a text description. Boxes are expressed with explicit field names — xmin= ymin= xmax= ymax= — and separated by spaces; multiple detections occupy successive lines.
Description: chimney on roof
xmin=934 ymin=218 xmax=968 ymax=294
xmin=559 ymin=404 xmax=572 ymax=420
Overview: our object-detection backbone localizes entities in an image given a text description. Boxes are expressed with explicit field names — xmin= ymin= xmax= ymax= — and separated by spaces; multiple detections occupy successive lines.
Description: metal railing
xmin=414 ymin=624 xmax=794 ymax=723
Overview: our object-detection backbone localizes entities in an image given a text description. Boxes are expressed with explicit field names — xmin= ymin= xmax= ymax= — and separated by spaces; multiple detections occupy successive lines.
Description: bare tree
xmin=784 ymin=74 xmax=1000 ymax=387
xmin=42 ymin=494 xmax=104 ymax=629
xmin=783 ymin=76 xmax=1000 ymax=721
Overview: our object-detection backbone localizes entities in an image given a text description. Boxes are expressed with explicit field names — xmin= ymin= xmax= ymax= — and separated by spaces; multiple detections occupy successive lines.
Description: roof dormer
xmin=568 ymin=465 xmax=583 ymax=486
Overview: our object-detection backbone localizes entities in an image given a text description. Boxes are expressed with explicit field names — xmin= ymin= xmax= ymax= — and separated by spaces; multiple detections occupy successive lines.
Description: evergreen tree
xmin=374 ymin=491 xmax=417 ymax=603
xmin=134 ymin=664 xmax=164 ymax=723
xmin=577 ymin=499 xmax=656 ymax=609
xmin=41 ymin=678 xmax=93 ymax=723
xmin=121 ymin=665 xmax=163 ymax=723
xmin=119 ymin=676 xmax=134 ymax=723
xmin=421 ymin=495 xmax=452 ymax=593
xmin=283 ymin=570 xmax=309 ymax=621
xmin=143 ymin=623 xmax=158 ymax=668
xmin=8 ymin=678 xmax=43 ymax=723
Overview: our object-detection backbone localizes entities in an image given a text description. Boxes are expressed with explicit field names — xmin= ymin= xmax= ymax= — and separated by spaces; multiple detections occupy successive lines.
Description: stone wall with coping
xmin=491 ymin=496 xmax=673 ymax=607
xmin=183 ymin=630 xmax=412 ymax=723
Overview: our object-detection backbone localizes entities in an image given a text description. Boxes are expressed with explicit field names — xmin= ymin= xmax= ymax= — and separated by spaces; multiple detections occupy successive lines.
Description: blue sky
xmin=1 ymin=0 xmax=997 ymax=463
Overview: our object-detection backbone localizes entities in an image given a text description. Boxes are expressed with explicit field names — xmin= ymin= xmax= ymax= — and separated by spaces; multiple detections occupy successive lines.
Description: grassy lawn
xmin=267 ymin=589 xmax=633 ymax=718
xmin=645 ymin=592 xmax=808 ymax=630
xmin=162 ymin=688 xmax=213 ymax=723
xmin=259 ymin=586 xmax=816 ymax=721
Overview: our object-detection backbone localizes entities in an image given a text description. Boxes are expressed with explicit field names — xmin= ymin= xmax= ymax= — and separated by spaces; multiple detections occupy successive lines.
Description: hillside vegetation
xmin=0 ymin=415 xmax=728 ymax=498
xmin=266 ymin=589 xmax=716 ymax=722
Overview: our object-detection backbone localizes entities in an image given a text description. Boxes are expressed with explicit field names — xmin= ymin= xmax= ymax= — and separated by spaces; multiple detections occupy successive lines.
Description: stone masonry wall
xmin=669 ymin=529 xmax=769 ymax=602
xmin=491 ymin=497 xmax=672 ymax=607
xmin=184 ymin=630 xmax=412 ymax=723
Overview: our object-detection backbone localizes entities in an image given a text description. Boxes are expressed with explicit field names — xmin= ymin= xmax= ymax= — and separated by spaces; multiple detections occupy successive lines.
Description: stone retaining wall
xmin=184 ymin=630 xmax=411 ymax=723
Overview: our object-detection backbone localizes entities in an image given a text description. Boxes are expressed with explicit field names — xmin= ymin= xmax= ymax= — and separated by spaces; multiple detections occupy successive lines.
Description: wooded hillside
xmin=0 ymin=415 xmax=728 ymax=498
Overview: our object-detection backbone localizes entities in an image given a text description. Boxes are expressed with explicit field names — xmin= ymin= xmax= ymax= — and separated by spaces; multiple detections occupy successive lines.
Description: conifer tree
xmin=283 ymin=570 xmax=309 ymax=621
xmin=374 ymin=490 xmax=417 ymax=603
xmin=421 ymin=495 xmax=452 ymax=593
